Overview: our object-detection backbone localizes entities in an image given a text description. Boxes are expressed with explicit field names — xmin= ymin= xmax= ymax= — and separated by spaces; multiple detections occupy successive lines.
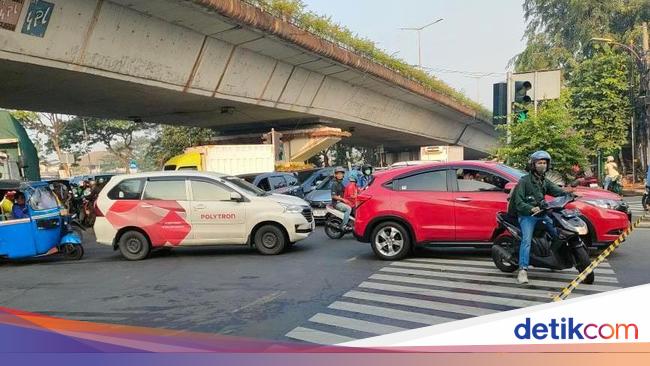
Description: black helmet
xmin=529 ymin=150 xmax=551 ymax=171
xmin=362 ymin=164 xmax=373 ymax=175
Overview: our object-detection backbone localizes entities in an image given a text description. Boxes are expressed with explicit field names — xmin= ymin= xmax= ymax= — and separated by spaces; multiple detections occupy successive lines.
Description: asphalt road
xmin=0 ymin=217 xmax=648 ymax=343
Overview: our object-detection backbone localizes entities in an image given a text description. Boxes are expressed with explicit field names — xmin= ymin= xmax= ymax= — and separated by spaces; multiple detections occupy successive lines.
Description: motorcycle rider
xmin=344 ymin=173 xmax=359 ymax=207
xmin=331 ymin=167 xmax=353 ymax=231
xmin=509 ymin=150 xmax=567 ymax=284
xmin=358 ymin=164 xmax=374 ymax=190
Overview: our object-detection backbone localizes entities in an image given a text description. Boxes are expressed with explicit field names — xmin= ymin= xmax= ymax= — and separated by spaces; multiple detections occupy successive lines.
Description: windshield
xmin=223 ymin=176 xmax=267 ymax=196
xmin=547 ymin=195 xmax=571 ymax=209
xmin=26 ymin=185 xmax=60 ymax=211
xmin=498 ymin=164 xmax=526 ymax=179
xmin=315 ymin=176 xmax=333 ymax=190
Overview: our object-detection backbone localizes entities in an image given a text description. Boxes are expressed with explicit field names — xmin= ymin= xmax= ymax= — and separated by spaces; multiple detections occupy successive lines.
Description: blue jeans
xmin=335 ymin=202 xmax=352 ymax=227
xmin=518 ymin=215 xmax=558 ymax=269
xmin=603 ymin=176 xmax=612 ymax=190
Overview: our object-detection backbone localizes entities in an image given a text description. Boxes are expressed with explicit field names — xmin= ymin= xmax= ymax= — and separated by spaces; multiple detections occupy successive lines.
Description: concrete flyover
xmin=0 ymin=0 xmax=497 ymax=159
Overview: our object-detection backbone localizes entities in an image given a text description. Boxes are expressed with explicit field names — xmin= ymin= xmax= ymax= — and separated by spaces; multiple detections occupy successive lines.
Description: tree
xmin=12 ymin=112 xmax=75 ymax=175
xmin=569 ymin=49 xmax=632 ymax=157
xmin=69 ymin=118 xmax=156 ymax=171
xmin=494 ymin=93 xmax=588 ymax=180
xmin=147 ymin=125 xmax=216 ymax=169
xmin=514 ymin=0 xmax=650 ymax=72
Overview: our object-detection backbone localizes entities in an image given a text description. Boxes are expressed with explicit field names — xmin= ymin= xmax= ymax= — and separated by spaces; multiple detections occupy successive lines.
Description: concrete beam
xmin=0 ymin=0 xmax=496 ymax=155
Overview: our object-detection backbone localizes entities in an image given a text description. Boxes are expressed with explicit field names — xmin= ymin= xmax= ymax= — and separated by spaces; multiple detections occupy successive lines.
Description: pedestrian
xmin=604 ymin=156 xmax=619 ymax=191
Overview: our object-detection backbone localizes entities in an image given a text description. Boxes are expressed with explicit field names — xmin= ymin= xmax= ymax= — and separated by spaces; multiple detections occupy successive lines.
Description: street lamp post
xmin=399 ymin=18 xmax=444 ymax=68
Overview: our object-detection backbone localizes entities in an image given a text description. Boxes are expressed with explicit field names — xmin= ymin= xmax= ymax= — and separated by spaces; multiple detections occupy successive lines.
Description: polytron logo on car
xmin=200 ymin=213 xmax=236 ymax=220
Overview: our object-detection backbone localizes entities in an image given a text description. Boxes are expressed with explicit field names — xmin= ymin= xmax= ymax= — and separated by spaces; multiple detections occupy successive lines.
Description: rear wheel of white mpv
xmin=118 ymin=230 xmax=151 ymax=261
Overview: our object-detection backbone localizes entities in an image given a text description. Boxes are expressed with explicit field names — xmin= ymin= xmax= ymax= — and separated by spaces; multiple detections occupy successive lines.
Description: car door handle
xmin=455 ymin=197 xmax=472 ymax=202
xmin=194 ymin=204 xmax=206 ymax=210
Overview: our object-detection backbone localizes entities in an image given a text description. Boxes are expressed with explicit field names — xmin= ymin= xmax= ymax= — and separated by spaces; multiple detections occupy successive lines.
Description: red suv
xmin=354 ymin=161 xmax=630 ymax=260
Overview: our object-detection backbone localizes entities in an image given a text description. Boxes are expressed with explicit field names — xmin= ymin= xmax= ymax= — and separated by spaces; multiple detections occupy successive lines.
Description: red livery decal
xmin=106 ymin=200 xmax=191 ymax=246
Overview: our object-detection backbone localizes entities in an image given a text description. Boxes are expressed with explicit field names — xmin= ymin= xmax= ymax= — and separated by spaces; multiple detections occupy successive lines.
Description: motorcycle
xmin=324 ymin=204 xmax=355 ymax=239
xmin=491 ymin=195 xmax=595 ymax=284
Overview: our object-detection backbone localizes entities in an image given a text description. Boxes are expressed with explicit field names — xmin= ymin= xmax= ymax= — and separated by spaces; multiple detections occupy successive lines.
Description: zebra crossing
xmin=627 ymin=197 xmax=647 ymax=222
xmin=285 ymin=257 xmax=621 ymax=345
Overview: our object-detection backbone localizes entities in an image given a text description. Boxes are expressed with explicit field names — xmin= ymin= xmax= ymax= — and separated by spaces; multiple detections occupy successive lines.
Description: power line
xmin=421 ymin=66 xmax=506 ymax=78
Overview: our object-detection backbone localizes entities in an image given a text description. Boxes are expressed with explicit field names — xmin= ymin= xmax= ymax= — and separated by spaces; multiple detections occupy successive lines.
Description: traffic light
xmin=513 ymin=80 xmax=532 ymax=122
xmin=492 ymin=82 xmax=507 ymax=125
xmin=514 ymin=81 xmax=532 ymax=103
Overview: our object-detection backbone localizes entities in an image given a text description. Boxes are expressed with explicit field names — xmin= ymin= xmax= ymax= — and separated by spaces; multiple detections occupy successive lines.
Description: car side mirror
xmin=504 ymin=182 xmax=517 ymax=194
xmin=230 ymin=191 xmax=243 ymax=202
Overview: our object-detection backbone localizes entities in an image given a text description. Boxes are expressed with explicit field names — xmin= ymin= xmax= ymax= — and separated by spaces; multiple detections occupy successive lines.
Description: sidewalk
xmin=622 ymin=183 xmax=646 ymax=197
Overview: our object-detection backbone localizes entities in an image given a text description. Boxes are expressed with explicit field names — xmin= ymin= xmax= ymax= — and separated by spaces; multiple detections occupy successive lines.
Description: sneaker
xmin=517 ymin=269 xmax=529 ymax=284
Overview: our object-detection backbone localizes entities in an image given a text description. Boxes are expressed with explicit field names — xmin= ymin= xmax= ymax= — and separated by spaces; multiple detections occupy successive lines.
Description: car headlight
xmin=280 ymin=203 xmax=304 ymax=213
xmin=582 ymin=199 xmax=620 ymax=210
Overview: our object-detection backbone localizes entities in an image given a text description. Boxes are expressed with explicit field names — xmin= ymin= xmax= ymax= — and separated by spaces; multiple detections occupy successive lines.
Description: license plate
xmin=313 ymin=209 xmax=326 ymax=217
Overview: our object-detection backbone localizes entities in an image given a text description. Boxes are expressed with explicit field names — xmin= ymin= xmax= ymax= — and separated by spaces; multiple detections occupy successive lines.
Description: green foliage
xmin=146 ymin=125 xmax=216 ymax=169
xmin=515 ymin=0 xmax=650 ymax=71
xmin=245 ymin=0 xmax=490 ymax=119
xmin=569 ymin=49 xmax=632 ymax=154
xmin=66 ymin=117 xmax=156 ymax=169
xmin=494 ymin=93 xmax=588 ymax=180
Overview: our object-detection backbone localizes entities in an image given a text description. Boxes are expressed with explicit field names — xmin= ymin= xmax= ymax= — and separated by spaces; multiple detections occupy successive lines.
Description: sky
xmin=302 ymin=0 xmax=528 ymax=108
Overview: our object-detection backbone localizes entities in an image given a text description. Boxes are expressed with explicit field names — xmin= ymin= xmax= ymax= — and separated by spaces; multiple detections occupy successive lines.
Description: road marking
xmin=358 ymin=281 xmax=543 ymax=308
xmin=390 ymin=261 xmax=619 ymax=282
xmin=309 ymin=313 xmax=406 ymax=335
xmin=404 ymin=257 xmax=613 ymax=269
xmin=286 ymin=327 xmax=355 ymax=344
xmin=329 ymin=301 xmax=454 ymax=325
xmin=370 ymin=273 xmax=574 ymax=299
xmin=380 ymin=266 xmax=621 ymax=292
xmin=286 ymin=255 xmax=622 ymax=345
xmin=343 ymin=290 xmax=497 ymax=317
xmin=231 ymin=291 xmax=284 ymax=313
xmin=346 ymin=256 xmax=358 ymax=262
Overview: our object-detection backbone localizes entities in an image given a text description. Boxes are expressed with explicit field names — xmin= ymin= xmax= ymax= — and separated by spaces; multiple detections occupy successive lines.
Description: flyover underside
xmin=0 ymin=57 xmax=482 ymax=153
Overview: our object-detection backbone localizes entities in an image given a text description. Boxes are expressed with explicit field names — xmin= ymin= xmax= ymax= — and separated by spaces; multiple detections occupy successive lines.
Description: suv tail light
xmin=94 ymin=201 xmax=104 ymax=217
xmin=356 ymin=194 xmax=372 ymax=208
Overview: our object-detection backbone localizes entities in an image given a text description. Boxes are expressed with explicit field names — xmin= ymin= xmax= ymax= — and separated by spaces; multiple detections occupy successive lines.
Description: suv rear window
xmin=395 ymin=171 xmax=447 ymax=191
xmin=108 ymin=179 xmax=144 ymax=200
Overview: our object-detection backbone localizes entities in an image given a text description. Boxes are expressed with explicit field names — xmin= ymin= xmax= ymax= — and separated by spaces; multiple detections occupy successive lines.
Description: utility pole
xmin=642 ymin=22 xmax=649 ymax=172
